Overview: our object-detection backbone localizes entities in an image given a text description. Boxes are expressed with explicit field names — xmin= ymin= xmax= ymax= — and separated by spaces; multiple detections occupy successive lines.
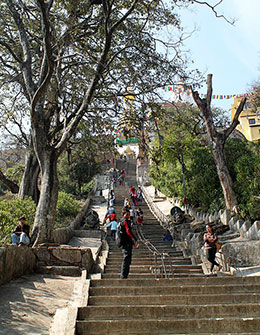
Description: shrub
xmin=55 ymin=192 xmax=81 ymax=228
xmin=0 ymin=196 xmax=36 ymax=245
xmin=80 ymin=179 xmax=95 ymax=196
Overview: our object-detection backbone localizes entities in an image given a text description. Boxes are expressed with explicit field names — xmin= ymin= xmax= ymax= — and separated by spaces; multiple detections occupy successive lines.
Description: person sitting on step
xmin=162 ymin=229 xmax=173 ymax=241
xmin=11 ymin=216 xmax=30 ymax=247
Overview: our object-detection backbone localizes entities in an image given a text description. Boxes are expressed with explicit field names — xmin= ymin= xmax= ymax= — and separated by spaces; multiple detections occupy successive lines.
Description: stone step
xmin=108 ymin=244 xmax=175 ymax=249
xmin=78 ymin=303 xmax=260 ymax=320
xmin=107 ymin=252 xmax=184 ymax=259
xmin=101 ymin=273 xmax=159 ymax=279
xmin=88 ymin=292 xmax=260 ymax=306
xmin=106 ymin=258 xmax=192 ymax=265
xmin=34 ymin=265 xmax=81 ymax=276
xmin=101 ymin=272 xmax=205 ymax=279
xmin=104 ymin=265 xmax=202 ymax=274
xmin=89 ymin=282 xmax=258 ymax=296
xmin=76 ymin=317 xmax=260 ymax=334
xmin=90 ymin=277 xmax=260 ymax=287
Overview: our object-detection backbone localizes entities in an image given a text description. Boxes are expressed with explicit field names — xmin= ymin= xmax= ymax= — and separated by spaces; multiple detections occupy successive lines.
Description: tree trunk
xmin=19 ymin=151 xmax=40 ymax=204
xmin=211 ymin=138 xmax=238 ymax=211
xmin=30 ymin=149 xmax=59 ymax=246
xmin=192 ymin=74 xmax=245 ymax=213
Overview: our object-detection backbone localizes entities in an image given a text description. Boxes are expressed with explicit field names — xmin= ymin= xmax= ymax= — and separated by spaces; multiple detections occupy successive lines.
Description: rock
xmin=51 ymin=248 xmax=82 ymax=264
xmin=222 ymin=241 xmax=260 ymax=267
xmin=81 ymin=248 xmax=94 ymax=271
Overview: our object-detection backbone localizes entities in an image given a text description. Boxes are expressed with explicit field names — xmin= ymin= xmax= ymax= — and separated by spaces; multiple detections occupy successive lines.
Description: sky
xmin=169 ymin=0 xmax=260 ymax=113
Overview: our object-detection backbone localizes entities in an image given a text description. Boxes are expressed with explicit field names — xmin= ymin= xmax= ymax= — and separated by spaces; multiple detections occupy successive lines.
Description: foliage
xmin=0 ymin=0 xmax=229 ymax=243
xmin=81 ymin=180 xmax=95 ymax=196
xmin=5 ymin=164 xmax=24 ymax=185
xmin=0 ymin=196 xmax=36 ymax=245
xmin=58 ymin=135 xmax=101 ymax=196
xmin=55 ymin=192 xmax=81 ymax=229
xmin=225 ymin=139 xmax=260 ymax=220
xmin=148 ymin=102 xmax=260 ymax=219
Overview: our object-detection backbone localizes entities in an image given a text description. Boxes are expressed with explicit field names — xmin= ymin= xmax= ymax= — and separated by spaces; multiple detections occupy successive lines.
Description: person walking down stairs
xmin=119 ymin=208 xmax=138 ymax=279
xmin=204 ymin=224 xmax=222 ymax=275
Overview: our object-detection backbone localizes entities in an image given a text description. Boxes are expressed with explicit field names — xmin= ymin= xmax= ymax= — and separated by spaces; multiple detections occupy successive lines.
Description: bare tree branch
xmin=224 ymin=97 xmax=247 ymax=140
xmin=192 ymin=0 xmax=235 ymax=24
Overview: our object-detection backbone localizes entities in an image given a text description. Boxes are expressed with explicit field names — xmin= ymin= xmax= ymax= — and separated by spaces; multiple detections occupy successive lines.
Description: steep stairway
xmin=76 ymin=158 xmax=260 ymax=334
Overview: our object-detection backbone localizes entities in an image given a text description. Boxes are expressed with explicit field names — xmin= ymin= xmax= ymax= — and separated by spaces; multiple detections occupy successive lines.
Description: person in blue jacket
xmin=104 ymin=219 xmax=118 ymax=241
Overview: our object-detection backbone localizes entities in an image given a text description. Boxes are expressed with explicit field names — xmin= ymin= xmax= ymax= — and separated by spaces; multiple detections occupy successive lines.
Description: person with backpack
xmin=118 ymin=208 xmax=138 ymax=279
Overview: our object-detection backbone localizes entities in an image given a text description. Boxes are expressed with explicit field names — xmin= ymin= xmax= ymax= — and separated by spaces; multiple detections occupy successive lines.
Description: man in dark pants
xmin=120 ymin=208 xmax=138 ymax=279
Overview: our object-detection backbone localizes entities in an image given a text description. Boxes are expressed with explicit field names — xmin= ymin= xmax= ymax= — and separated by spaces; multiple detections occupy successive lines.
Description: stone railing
xmin=0 ymin=245 xmax=36 ymax=285
xmin=137 ymin=164 xmax=260 ymax=274
xmin=140 ymin=183 xmax=171 ymax=229
xmin=53 ymin=178 xmax=98 ymax=244
xmin=137 ymin=163 xmax=260 ymax=241
xmin=0 ymin=178 xmax=99 ymax=286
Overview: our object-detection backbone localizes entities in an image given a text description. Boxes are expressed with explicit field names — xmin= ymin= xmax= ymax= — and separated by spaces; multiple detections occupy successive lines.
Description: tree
xmin=192 ymin=74 xmax=246 ymax=213
xmin=1 ymin=0 xmax=202 ymax=245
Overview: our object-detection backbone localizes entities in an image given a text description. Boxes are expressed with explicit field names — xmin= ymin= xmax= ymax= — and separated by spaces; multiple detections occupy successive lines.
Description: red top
xmin=105 ymin=213 xmax=117 ymax=222
xmin=129 ymin=186 xmax=136 ymax=194
xmin=123 ymin=220 xmax=135 ymax=240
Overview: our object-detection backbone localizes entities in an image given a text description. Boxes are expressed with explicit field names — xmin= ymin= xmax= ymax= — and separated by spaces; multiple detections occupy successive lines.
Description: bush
xmin=80 ymin=179 xmax=95 ymax=196
xmin=0 ymin=196 xmax=36 ymax=245
xmin=55 ymin=192 xmax=81 ymax=228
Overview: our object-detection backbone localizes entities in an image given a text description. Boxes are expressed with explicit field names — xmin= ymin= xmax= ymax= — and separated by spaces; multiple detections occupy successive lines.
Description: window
xmin=249 ymin=118 xmax=256 ymax=125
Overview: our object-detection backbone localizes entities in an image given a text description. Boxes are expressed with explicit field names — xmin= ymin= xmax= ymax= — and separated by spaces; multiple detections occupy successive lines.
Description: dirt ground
xmin=0 ymin=274 xmax=77 ymax=335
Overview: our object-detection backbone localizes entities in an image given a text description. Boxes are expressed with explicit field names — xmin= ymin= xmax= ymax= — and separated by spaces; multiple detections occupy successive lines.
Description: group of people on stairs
xmin=106 ymin=162 xmax=223 ymax=278
xmin=103 ymin=184 xmax=143 ymax=279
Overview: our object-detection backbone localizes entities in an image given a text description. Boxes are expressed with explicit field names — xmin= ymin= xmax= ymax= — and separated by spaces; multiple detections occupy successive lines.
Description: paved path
xmin=0 ymin=175 xmax=174 ymax=334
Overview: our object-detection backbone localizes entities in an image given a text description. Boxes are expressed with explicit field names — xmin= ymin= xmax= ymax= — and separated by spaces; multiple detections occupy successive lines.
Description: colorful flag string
xmin=164 ymin=86 xmax=254 ymax=100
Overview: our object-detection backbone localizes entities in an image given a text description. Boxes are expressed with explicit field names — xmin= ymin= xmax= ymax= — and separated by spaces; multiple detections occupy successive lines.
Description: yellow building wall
xmin=231 ymin=97 xmax=260 ymax=142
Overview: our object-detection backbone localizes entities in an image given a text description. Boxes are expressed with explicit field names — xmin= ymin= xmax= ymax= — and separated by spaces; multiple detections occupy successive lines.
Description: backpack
xmin=115 ymin=220 xmax=125 ymax=248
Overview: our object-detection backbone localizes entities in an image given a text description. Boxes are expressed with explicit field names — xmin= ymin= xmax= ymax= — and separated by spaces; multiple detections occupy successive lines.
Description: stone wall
xmin=33 ymin=245 xmax=94 ymax=272
xmin=222 ymin=241 xmax=260 ymax=267
xmin=0 ymin=178 xmax=98 ymax=285
xmin=52 ymin=178 xmax=98 ymax=245
xmin=0 ymin=245 xmax=36 ymax=285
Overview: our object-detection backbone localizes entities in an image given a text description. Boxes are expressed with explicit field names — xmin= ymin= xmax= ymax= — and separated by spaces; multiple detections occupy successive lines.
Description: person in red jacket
xmin=120 ymin=208 xmax=138 ymax=279
xmin=104 ymin=213 xmax=117 ymax=223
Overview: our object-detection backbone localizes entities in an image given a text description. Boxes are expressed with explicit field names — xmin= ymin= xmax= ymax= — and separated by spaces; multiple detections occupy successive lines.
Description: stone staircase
xmin=75 ymin=159 xmax=260 ymax=334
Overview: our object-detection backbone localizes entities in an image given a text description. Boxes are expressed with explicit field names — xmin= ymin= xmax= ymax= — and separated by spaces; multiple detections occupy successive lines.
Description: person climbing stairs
xmin=75 ymin=158 xmax=260 ymax=334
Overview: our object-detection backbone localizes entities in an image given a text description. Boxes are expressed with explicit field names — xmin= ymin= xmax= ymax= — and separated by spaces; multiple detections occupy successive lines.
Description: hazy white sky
xmin=170 ymin=0 xmax=260 ymax=111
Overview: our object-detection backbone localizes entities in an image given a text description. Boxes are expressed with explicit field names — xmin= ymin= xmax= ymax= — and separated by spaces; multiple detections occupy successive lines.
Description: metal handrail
xmin=135 ymin=223 xmax=169 ymax=278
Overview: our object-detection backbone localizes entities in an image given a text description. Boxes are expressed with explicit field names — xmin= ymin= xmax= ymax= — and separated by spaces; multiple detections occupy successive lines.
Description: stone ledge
xmin=33 ymin=245 xmax=94 ymax=272
xmin=0 ymin=245 xmax=36 ymax=285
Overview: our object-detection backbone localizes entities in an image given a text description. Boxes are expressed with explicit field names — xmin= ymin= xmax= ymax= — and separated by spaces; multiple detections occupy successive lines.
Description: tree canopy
xmin=1 ymin=0 xmax=209 ymax=244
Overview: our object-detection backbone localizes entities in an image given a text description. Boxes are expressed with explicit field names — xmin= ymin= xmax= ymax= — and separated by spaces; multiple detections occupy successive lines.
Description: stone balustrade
xmin=137 ymin=165 xmax=260 ymax=273
xmin=0 ymin=178 xmax=98 ymax=285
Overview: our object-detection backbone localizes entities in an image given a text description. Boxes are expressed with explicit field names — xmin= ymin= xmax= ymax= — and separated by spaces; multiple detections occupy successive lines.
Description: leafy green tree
xmin=0 ymin=0 xmax=229 ymax=245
